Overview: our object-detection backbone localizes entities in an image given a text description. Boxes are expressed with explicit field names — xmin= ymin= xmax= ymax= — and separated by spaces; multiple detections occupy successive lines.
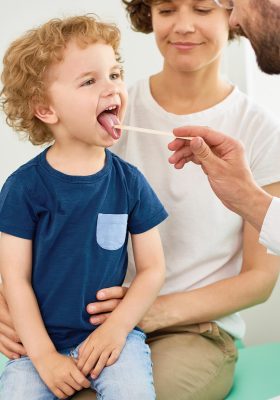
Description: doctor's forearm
xmin=235 ymin=186 xmax=272 ymax=232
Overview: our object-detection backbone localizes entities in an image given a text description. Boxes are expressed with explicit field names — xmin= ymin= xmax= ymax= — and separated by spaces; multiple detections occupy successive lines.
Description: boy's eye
xmin=110 ymin=72 xmax=122 ymax=80
xmin=81 ymin=78 xmax=95 ymax=87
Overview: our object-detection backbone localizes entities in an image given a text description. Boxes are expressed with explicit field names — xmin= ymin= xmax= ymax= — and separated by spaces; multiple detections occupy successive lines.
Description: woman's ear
xmin=34 ymin=104 xmax=58 ymax=125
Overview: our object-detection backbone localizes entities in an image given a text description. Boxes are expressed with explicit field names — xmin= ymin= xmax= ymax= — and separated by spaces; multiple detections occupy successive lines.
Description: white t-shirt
xmin=113 ymin=79 xmax=280 ymax=338
xmin=260 ymin=197 xmax=280 ymax=255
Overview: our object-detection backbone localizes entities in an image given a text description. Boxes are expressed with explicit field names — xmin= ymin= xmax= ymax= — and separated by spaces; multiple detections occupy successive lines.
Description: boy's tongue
xmin=97 ymin=112 xmax=121 ymax=139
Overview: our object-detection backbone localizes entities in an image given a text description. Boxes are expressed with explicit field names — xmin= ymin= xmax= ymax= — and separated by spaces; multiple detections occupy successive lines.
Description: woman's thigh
xmin=147 ymin=322 xmax=237 ymax=400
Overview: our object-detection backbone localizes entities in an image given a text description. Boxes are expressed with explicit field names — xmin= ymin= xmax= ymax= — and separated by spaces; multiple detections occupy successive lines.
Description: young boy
xmin=0 ymin=15 xmax=167 ymax=399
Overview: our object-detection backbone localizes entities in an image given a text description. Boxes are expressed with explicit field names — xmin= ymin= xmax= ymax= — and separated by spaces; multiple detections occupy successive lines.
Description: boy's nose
xmin=101 ymin=82 xmax=120 ymax=97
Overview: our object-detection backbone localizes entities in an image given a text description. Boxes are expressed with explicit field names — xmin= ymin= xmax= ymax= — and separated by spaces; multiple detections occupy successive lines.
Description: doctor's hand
xmin=168 ymin=125 xmax=271 ymax=226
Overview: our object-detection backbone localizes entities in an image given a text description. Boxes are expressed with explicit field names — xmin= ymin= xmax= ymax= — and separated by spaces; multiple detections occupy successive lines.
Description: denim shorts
xmin=0 ymin=329 xmax=155 ymax=400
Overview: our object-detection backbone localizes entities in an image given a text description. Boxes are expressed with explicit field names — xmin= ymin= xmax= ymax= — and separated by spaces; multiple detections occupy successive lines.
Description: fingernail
xmin=12 ymin=354 xmax=19 ymax=359
xmin=91 ymin=374 xmax=96 ymax=379
xmin=98 ymin=291 xmax=105 ymax=299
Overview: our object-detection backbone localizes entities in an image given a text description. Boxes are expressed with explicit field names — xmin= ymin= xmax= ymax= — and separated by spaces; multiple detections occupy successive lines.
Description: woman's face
xmin=151 ymin=0 xmax=231 ymax=73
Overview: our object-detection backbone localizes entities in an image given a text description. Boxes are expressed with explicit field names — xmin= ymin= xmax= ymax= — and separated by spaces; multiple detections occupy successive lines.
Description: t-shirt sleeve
xmin=248 ymin=113 xmax=280 ymax=187
xmin=128 ymin=169 xmax=168 ymax=234
xmin=0 ymin=175 xmax=37 ymax=239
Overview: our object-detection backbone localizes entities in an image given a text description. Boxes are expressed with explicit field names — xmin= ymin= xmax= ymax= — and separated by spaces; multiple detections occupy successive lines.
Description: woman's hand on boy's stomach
xmin=34 ymin=350 xmax=90 ymax=399
xmin=77 ymin=320 xmax=127 ymax=379
xmin=87 ymin=285 xmax=161 ymax=333
xmin=87 ymin=286 xmax=128 ymax=326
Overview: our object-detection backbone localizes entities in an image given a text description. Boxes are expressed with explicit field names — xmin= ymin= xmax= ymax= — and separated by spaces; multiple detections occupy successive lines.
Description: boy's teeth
xmin=106 ymin=106 xmax=117 ymax=111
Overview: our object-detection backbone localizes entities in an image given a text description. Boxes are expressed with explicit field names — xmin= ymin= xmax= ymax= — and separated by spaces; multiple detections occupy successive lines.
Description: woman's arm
xmin=137 ymin=182 xmax=280 ymax=331
xmin=87 ymin=182 xmax=280 ymax=333
xmin=0 ymin=233 xmax=56 ymax=359
xmin=0 ymin=283 xmax=26 ymax=359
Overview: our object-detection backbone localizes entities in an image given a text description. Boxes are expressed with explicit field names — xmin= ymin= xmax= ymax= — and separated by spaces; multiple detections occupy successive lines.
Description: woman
xmin=91 ymin=1 xmax=280 ymax=398
xmin=1 ymin=1 xmax=280 ymax=399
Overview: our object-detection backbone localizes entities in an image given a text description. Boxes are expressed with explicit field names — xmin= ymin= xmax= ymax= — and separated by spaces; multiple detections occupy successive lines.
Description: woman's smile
xmin=169 ymin=41 xmax=204 ymax=50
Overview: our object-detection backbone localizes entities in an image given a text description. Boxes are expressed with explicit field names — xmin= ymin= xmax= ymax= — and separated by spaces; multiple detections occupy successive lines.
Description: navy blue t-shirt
xmin=0 ymin=148 xmax=168 ymax=350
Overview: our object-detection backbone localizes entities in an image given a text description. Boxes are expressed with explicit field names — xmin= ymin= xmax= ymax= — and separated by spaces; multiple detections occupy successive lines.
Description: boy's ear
xmin=34 ymin=104 xmax=58 ymax=125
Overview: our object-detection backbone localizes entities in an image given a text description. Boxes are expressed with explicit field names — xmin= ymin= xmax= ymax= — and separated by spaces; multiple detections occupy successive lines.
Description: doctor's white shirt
xmin=259 ymin=197 xmax=280 ymax=255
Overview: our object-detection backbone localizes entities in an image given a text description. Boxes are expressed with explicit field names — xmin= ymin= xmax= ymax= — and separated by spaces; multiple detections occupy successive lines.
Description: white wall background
xmin=0 ymin=0 xmax=279 ymax=346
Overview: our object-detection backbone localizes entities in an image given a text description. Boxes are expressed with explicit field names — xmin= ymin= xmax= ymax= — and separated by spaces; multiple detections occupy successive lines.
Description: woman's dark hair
xmin=122 ymin=0 xmax=238 ymax=40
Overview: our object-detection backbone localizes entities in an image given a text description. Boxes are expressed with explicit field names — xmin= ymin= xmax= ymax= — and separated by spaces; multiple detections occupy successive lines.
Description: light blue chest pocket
xmin=96 ymin=213 xmax=128 ymax=251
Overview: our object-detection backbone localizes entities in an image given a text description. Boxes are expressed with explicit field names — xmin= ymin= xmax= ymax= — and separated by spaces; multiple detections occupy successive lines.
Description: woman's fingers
xmin=0 ymin=321 xmax=20 ymax=343
xmin=89 ymin=312 xmax=110 ymax=326
xmin=0 ymin=292 xmax=14 ymax=329
xmin=88 ymin=299 xmax=121 ymax=316
xmin=87 ymin=286 xmax=128 ymax=316
xmin=96 ymin=286 xmax=128 ymax=301
xmin=0 ymin=333 xmax=26 ymax=358
xmin=0 ymin=288 xmax=25 ymax=358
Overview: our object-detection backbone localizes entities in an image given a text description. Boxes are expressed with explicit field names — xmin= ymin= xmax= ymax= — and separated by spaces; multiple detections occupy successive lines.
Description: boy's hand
xmin=77 ymin=321 xmax=127 ymax=379
xmin=34 ymin=351 xmax=90 ymax=399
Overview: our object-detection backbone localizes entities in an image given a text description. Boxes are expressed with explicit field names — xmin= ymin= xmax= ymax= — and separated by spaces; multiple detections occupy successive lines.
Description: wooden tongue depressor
xmin=114 ymin=125 xmax=193 ymax=141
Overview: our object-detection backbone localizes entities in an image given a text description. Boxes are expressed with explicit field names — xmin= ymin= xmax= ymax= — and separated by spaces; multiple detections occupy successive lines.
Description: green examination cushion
xmin=226 ymin=343 xmax=280 ymax=400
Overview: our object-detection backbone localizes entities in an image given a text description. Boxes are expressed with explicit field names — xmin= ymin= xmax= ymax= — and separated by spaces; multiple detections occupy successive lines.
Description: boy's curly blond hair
xmin=1 ymin=15 xmax=121 ymax=145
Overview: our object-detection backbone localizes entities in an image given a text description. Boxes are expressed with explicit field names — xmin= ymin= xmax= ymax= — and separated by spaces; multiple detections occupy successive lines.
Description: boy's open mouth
xmin=97 ymin=105 xmax=121 ymax=140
